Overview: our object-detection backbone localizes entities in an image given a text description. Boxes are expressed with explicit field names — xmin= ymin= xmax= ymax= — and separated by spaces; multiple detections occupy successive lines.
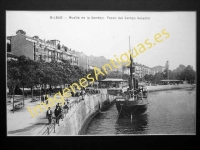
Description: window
xmin=39 ymin=55 xmax=42 ymax=61
xmin=57 ymin=44 xmax=61 ymax=50
xmin=48 ymin=51 xmax=52 ymax=56
xmin=55 ymin=52 xmax=57 ymax=59
xmin=35 ymin=55 xmax=38 ymax=61
xmin=43 ymin=49 xmax=46 ymax=54
xmin=7 ymin=41 xmax=11 ymax=52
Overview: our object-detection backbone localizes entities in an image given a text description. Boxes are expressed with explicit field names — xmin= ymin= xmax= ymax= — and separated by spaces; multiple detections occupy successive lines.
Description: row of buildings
xmin=7 ymin=30 xmax=78 ymax=65
xmin=7 ymin=30 xmax=166 ymax=79
xmin=123 ymin=62 xmax=166 ymax=78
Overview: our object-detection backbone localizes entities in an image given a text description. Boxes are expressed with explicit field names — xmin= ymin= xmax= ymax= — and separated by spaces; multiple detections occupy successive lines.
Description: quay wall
xmin=146 ymin=84 xmax=195 ymax=92
xmin=50 ymin=84 xmax=195 ymax=135
xmin=52 ymin=90 xmax=116 ymax=135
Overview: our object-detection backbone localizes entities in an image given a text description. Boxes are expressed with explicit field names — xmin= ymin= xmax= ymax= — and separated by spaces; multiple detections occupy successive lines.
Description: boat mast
xmin=129 ymin=36 xmax=133 ymax=90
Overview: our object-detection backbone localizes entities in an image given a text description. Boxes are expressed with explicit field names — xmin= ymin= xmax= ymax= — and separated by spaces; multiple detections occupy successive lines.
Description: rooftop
xmin=161 ymin=80 xmax=181 ymax=82
xmin=99 ymin=78 xmax=127 ymax=82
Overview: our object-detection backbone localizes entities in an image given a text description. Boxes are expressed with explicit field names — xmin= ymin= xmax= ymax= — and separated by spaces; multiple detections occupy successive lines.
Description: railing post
xmin=13 ymin=94 xmax=15 ymax=113
xmin=58 ymin=115 xmax=60 ymax=126
xmin=54 ymin=120 xmax=56 ymax=133
xmin=47 ymin=127 xmax=49 ymax=135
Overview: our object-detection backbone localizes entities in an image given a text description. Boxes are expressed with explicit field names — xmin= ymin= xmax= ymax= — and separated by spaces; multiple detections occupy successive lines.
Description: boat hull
xmin=116 ymin=100 xmax=148 ymax=117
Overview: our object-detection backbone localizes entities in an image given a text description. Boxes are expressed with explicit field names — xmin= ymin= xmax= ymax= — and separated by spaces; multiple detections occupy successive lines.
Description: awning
xmin=19 ymin=88 xmax=31 ymax=91
xmin=138 ymin=82 xmax=147 ymax=86
xmin=99 ymin=78 xmax=127 ymax=82
xmin=161 ymin=80 xmax=180 ymax=82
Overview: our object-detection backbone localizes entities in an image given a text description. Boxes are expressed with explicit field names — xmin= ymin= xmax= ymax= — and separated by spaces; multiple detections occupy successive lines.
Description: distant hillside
xmin=75 ymin=51 xmax=110 ymax=70
xmin=89 ymin=55 xmax=110 ymax=68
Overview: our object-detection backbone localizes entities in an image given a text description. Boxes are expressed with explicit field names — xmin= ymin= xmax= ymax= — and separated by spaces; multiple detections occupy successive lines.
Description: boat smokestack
xmin=129 ymin=36 xmax=133 ymax=90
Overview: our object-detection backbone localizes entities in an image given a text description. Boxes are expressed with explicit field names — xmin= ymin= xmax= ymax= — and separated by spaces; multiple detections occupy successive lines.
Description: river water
xmin=84 ymin=88 xmax=196 ymax=135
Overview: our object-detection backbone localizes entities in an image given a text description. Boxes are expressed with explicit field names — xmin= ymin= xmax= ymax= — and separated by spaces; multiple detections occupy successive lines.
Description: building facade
xmin=123 ymin=62 xmax=157 ymax=78
xmin=7 ymin=30 xmax=78 ymax=65
xmin=152 ymin=65 xmax=166 ymax=73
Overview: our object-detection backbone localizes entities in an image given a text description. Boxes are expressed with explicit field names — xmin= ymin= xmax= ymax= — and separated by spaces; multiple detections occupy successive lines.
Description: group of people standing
xmin=45 ymin=88 xmax=86 ymax=125
xmin=126 ymin=86 xmax=147 ymax=100
xmin=134 ymin=86 xmax=148 ymax=100
xmin=46 ymin=102 xmax=69 ymax=125
xmin=41 ymin=94 xmax=48 ymax=104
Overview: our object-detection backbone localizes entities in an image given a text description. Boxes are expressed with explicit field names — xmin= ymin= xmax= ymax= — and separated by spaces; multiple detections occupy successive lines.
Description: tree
xmin=122 ymin=74 xmax=129 ymax=80
xmin=7 ymin=58 xmax=21 ymax=113
xmin=183 ymin=65 xmax=195 ymax=84
xmin=163 ymin=69 xmax=167 ymax=79
xmin=153 ymin=72 xmax=164 ymax=84
xmin=144 ymin=74 xmax=154 ymax=82
xmin=16 ymin=30 xmax=26 ymax=35
xmin=60 ymin=59 xmax=72 ymax=86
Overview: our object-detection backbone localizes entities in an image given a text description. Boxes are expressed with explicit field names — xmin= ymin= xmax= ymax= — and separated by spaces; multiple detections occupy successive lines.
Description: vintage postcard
xmin=6 ymin=11 xmax=196 ymax=136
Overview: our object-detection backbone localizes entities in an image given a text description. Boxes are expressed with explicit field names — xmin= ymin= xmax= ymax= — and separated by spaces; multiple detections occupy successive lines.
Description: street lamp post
xmin=12 ymin=87 xmax=15 ymax=113
xmin=23 ymin=85 xmax=24 ymax=107
xmin=39 ymin=78 xmax=41 ymax=102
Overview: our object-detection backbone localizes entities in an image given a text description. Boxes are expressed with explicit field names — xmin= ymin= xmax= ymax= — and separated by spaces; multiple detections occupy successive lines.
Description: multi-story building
xmin=152 ymin=65 xmax=165 ymax=73
xmin=7 ymin=30 xmax=78 ymax=66
xmin=7 ymin=52 xmax=18 ymax=61
xmin=123 ymin=62 xmax=157 ymax=78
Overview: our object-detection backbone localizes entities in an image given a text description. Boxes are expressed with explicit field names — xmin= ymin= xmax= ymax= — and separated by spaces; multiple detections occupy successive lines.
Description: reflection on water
xmin=115 ymin=113 xmax=148 ymax=134
xmin=84 ymin=88 xmax=195 ymax=135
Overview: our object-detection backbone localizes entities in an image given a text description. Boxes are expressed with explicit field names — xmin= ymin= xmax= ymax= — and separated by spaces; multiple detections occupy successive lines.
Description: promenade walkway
xmin=146 ymin=84 xmax=195 ymax=92
xmin=7 ymin=95 xmax=79 ymax=136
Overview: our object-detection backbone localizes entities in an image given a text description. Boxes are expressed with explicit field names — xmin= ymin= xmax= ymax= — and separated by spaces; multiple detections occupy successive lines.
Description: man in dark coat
xmin=45 ymin=95 xmax=48 ymax=104
xmin=41 ymin=94 xmax=44 ymax=103
xmin=46 ymin=107 xmax=53 ymax=125
xmin=138 ymin=86 xmax=143 ymax=100
xmin=54 ymin=103 xmax=61 ymax=124
xmin=63 ymin=102 xmax=69 ymax=116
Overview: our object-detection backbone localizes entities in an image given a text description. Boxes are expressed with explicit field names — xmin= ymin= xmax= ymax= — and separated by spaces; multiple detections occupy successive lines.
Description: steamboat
xmin=115 ymin=37 xmax=148 ymax=118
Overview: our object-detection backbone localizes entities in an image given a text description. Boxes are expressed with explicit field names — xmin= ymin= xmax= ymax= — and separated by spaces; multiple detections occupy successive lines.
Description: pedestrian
xmin=81 ymin=88 xmax=85 ymax=100
xmin=67 ymin=101 xmax=70 ymax=111
xmin=138 ymin=86 xmax=143 ymax=100
xmin=45 ymin=94 xmax=48 ymax=104
xmin=54 ymin=103 xmax=61 ymax=124
xmin=63 ymin=102 xmax=69 ymax=117
xmin=62 ymin=102 xmax=66 ymax=117
xmin=59 ymin=106 xmax=64 ymax=121
xmin=41 ymin=94 xmax=44 ymax=103
xmin=60 ymin=89 xmax=63 ymax=96
xmin=46 ymin=107 xmax=53 ymax=125
xmin=43 ymin=94 xmax=46 ymax=103
xmin=56 ymin=103 xmax=61 ymax=109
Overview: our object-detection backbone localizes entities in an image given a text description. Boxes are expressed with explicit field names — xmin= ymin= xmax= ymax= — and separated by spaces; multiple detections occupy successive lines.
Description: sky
xmin=6 ymin=11 xmax=196 ymax=70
